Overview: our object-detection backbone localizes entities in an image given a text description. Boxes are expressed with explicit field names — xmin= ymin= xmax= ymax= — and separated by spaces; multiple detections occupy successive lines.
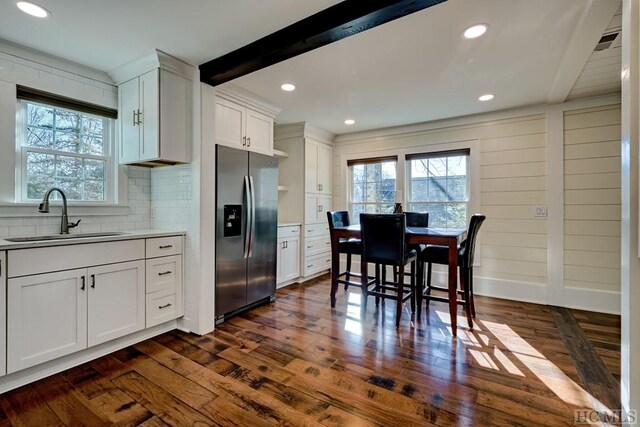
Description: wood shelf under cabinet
xmin=273 ymin=149 xmax=289 ymax=159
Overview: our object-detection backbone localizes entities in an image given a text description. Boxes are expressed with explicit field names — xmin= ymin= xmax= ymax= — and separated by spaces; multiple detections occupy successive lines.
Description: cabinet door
xmin=282 ymin=236 xmax=300 ymax=282
xmin=0 ymin=252 xmax=5 ymax=376
xmin=140 ymin=69 xmax=160 ymax=161
xmin=317 ymin=195 xmax=331 ymax=223
xmin=317 ymin=143 xmax=332 ymax=194
xmin=305 ymin=194 xmax=319 ymax=223
xmin=215 ymin=98 xmax=245 ymax=149
xmin=88 ymin=260 xmax=145 ymax=347
xmin=276 ymin=239 xmax=285 ymax=285
xmin=304 ymin=139 xmax=319 ymax=193
xmin=245 ymin=109 xmax=273 ymax=155
xmin=7 ymin=269 xmax=87 ymax=373
xmin=119 ymin=77 xmax=140 ymax=164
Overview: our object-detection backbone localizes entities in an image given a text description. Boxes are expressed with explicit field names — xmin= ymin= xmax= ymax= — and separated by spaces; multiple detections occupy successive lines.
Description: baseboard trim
xmin=563 ymin=287 xmax=621 ymax=315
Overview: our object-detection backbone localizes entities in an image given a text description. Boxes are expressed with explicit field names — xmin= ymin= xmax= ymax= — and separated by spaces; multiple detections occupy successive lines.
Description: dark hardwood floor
xmin=0 ymin=275 xmax=621 ymax=426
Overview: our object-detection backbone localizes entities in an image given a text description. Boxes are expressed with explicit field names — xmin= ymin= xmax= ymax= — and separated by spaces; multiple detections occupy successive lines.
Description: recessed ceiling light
xmin=280 ymin=83 xmax=295 ymax=92
xmin=478 ymin=94 xmax=494 ymax=101
xmin=344 ymin=119 xmax=355 ymax=125
xmin=16 ymin=1 xmax=50 ymax=17
xmin=463 ymin=24 xmax=488 ymax=39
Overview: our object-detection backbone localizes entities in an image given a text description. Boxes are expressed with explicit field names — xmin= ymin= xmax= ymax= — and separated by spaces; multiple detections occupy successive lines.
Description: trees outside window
xmin=349 ymin=158 xmax=397 ymax=223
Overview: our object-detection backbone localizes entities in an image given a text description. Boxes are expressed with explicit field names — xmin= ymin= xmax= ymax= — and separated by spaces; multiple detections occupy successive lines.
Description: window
xmin=16 ymin=90 xmax=116 ymax=203
xmin=349 ymin=156 xmax=397 ymax=223
xmin=406 ymin=149 xmax=469 ymax=228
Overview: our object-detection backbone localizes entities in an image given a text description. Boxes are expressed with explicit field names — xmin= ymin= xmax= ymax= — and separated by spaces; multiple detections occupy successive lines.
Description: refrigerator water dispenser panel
xmin=223 ymin=205 xmax=242 ymax=237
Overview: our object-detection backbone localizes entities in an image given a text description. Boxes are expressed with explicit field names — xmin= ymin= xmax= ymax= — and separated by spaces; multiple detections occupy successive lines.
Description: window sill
xmin=0 ymin=203 xmax=132 ymax=218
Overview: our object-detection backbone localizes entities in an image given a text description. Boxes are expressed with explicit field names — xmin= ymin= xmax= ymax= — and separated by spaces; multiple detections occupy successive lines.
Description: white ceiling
xmin=0 ymin=0 xmax=621 ymax=135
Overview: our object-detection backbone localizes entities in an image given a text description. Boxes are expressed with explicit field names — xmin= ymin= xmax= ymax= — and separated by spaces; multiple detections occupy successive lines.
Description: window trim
xmin=15 ymin=99 xmax=118 ymax=205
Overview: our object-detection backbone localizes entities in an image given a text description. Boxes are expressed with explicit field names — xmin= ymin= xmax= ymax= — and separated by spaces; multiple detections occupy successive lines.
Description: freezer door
xmin=247 ymin=151 xmax=278 ymax=304
xmin=215 ymin=145 xmax=249 ymax=316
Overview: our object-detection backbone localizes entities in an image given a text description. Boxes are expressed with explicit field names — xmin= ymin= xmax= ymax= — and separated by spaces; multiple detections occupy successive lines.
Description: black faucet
xmin=38 ymin=188 xmax=81 ymax=234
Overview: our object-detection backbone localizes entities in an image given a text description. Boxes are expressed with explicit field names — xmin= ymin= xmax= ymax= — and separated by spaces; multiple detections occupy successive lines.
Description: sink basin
xmin=4 ymin=232 xmax=127 ymax=242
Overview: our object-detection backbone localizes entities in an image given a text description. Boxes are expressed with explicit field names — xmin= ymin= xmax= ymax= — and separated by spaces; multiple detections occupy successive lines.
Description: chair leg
xmin=345 ymin=253 xmax=352 ymax=291
xmin=410 ymin=261 xmax=416 ymax=314
xmin=396 ymin=269 xmax=404 ymax=328
xmin=416 ymin=260 xmax=423 ymax=318
xmin=381 ymin=266 xmax=387 ymax=304
xmin=375 ymin=263 xmax=381 ymax=306
xmin=469 ymin=266 xmax=476 ymax=317
xmin=460 ymin=267 xmax=473 ymax=329
xmin=393 ymin=266 xmax=398 ymax=283
xmin=425 ymin=262 xmax=433 ymax=309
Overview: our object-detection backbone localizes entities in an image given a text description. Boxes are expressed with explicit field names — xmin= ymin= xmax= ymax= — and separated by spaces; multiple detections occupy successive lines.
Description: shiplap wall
xmin=333 ymin=114 xmax=549 ymax=302
xmin=563 ymin=105 xmax=621 ymax=294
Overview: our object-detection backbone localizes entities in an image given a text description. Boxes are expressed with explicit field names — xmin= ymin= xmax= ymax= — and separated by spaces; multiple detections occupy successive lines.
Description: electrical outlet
xmin=533 ymin=205 xmax=548 ymax=217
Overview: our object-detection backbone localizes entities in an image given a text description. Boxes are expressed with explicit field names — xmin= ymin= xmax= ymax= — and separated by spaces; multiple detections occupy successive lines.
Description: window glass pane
xmin=55 ymin=131 xmax=81 ymax=153
xmin=352 ymin=182 xmax=364 ymax=203
xmin=427 ymin=203 xmax=448 ymax=228
xmin=447 ymin=203 xmax=467 ymax=229
xmin=26 ymin=128 xmax=54 ymax=148
xmin=84 ymin=180 xmax=104 ymax=201
xmin=428 ymin=177 xmax=447 ymax=201
xmin=27 ymin=176 xmax=54 ymax=200
xmin=84 ymin=159 xmax=105 ymax=180
xmin=56 ymin=155 xmax=82 ymax=178
xmin=27 ymin=103 xmax=53 ymax=128
xmin=82 ymin=134 xmax=103 ymax=155
xmin=55 ymin=178 xmax=82 ymax=200
xmin=428 ymin=158 xmax=447 ymax=177
xmin=349 ymin=160 xmax=396 ymax=221
xmin=55 ymin=111 xmax=80 ymax=131
xmin=82 ymin=116 xmax=103 ymax=135
xmin=446 ymin=176 xmax=467 ymax=201
xmin=26 ymin=152 xmax=55 ymax=176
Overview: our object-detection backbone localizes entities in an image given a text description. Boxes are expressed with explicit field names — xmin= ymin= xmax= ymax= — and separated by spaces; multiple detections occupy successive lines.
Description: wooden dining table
xmin=329 ymin=225 xmax=467 ymax=335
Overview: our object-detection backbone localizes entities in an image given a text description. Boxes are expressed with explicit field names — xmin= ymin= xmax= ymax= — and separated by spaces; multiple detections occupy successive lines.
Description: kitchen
xmin=0 ymin=0 xmax=638 ymax=424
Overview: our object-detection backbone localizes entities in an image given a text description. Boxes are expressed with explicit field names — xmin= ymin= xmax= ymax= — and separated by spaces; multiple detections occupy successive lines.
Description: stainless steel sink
xmin=4 ymin=232 xmax=127 ymax=242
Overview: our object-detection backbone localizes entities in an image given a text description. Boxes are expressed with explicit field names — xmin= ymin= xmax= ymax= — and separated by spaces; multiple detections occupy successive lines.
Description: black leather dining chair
xmin=417 ymin=214 xmax=486 ymax=324
xmin=394 ymin=212 xmax=429 ymax=282
xmin=327 ymin=211 xmax=362 ymax=290
xmin=360 ymin=213 xmax=417 ymax=327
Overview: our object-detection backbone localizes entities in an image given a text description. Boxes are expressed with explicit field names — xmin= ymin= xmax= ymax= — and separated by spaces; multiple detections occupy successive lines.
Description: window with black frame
xmin=406 ymin=149 xmax=470 ymax=228
xmin=348 ymin=156 xmax=397 ymax=223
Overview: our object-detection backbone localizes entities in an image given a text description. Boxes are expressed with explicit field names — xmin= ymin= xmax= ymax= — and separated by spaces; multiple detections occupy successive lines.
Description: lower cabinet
xmin=7 ymin=261 xmax=145 ymax=373
xmin=0 ymin=251 xmax=7 ymax=377
xmin=277 ymin=236 xmax=300 ymax=286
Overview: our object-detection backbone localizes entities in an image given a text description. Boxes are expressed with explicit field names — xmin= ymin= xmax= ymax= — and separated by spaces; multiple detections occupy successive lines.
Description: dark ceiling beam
xmin=199 ymin=0 xmax=447 ymax=86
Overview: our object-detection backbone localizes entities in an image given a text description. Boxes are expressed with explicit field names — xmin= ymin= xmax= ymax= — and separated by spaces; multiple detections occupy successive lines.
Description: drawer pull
xmin=325 ymin=242 xmax=330 ymax=245
xmin=307 ymin=245 xmax=312 ymax=248
xmin=326 ymin=259 xmax=330 ymax=262
xmin=91 ymin=274 xmax=96 ymax=289
xmin=307 ymin=264 xmax=313 ymax=268
xmin=158 ymin=271 xmax=172 ymax=276
xmin=159 ymin=244 xmax=173 ymax=249
xmin=291 ymin=229 xmax=296 ymax=232
xmin=158 ymin=303 xmax=173 ymax=309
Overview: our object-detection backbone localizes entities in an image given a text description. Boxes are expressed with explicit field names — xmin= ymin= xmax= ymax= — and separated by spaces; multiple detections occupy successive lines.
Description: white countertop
xmin=278 ymin=223 xmax=301 ymax=227
xmin=0 ymin=229 xmax=186 ymax=251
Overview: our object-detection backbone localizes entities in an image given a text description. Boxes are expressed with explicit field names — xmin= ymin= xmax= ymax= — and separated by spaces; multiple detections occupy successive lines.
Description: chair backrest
xmin=327 ymin=211 xmax=350 ymax=229
xmin=460 ymin=214 xmax=486 ymax=267
xmin=405 ymin=211 xmax=429 ymax=227
xmin=360 ymin=213 xmax=407 ymax=265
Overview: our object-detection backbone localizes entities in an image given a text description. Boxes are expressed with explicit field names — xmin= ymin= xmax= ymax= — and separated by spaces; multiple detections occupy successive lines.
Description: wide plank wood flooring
xmin=0 ymin=275 xmax=621 ymax=426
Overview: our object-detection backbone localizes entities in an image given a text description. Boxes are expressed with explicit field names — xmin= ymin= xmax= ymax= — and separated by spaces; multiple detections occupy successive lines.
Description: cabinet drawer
xmin=304 ymin=223 xmax=330 ymax=238
xmin=146 ymin=289 xmax=180 ymax=328
xmin=303 ymin=253 xmax=331 ymax=277
xmin=146 ymin=255 xmax=182 ymax=294
xmin=146 ymin=236 xmax=183 ymax=258
xmin=8 ymin=240 xmax=144 ymax=278
xmin=278 ymin=225 xmax=300 ymax=239
xmin=304 ymin=236 xmax=331 ymax=257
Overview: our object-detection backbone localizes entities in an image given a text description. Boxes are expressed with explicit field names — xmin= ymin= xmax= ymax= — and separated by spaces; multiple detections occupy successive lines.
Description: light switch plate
xmin=533 ymin=205 xmax=548 ymax=217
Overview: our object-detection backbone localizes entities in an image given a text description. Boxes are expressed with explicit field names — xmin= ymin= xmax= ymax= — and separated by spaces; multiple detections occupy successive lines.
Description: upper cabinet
xmin=109 ymin=50 xmax=194 ymax=167
xmin=214 ymin=87 xmax=279 ymax=156
xmin=304 ymin=138 xmax=332 ymax=194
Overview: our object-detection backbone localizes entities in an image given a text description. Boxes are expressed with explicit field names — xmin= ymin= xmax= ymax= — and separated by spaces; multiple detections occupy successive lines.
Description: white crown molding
xmin=304 ymin=123 xmax=335 ymax=145
xmin=274 ymin=122 xmax=334 ymax=144
xmin=335 ymin=93 xmax=622 ymax=145
xmin=0 ymin=38 xmax=113 ymax=85
xmin=215 ymin=84 xmax=281 ymax=118
xmin=108 ymin=49 xmax=195 ymax=85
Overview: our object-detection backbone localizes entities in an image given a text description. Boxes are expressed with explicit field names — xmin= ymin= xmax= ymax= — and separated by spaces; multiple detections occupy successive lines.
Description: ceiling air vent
xmin=595 ymin=32 xmax=619 ymax=51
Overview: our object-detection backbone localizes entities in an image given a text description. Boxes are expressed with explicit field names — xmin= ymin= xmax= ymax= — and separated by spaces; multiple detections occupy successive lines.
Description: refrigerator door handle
xmin=243 ymin=175 xmax=252 ymax=259
xmin=248 ymin=175 xmax=256 ymax=258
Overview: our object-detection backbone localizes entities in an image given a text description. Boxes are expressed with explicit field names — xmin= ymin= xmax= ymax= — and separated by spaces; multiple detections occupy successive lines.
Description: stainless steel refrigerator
xmin=215 ymin=145 xmax=278 ymax=322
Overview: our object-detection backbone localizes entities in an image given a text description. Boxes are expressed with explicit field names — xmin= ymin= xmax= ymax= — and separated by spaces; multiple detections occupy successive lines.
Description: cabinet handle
xmin=325 ymin=242 xmax=330 ymax=245
xmin=247 ymin=137 xmax=251 ymax=147
xmin=307 ymin=245 xmax=312 ymax=248
xmin=307 ymin=264 xmax=313 ymax=268
xmin=317 ymin=184 xmax=321 ymax=191
xmin=133 ymin=110 xmax=137 ymax=126
xmin=159 ymin=303 xmax=173 ymax=309
xmin=137 ymin=109 xmax=142 ymax=125
xmin=158 ymin=271 xmax=172 ymax=276
xmin=317 ymin=205 xmax=323 ymax=212
xmin=90 ymin=274 xmax=95 ymax=289
xmin=284 ymin=241 xmax=288 ymax=249
xmin=325 ymin=259 xmax=331 ymax=262
xmin=291 ymin=229 xmax=296 ymax=232
xmin=319 ymin=184 xmax=323 ymax=191
xmin=81 ymin=275 xmax=85 ymax=291
xmin=159 ymin=244 xmax=173 ymax=249
xmin=242 ymin=136 xmax=246 ymax=147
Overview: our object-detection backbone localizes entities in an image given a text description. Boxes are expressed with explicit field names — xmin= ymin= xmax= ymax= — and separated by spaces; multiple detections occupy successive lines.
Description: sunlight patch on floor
xmin=345 ymin=291 xmax=363 ymax=335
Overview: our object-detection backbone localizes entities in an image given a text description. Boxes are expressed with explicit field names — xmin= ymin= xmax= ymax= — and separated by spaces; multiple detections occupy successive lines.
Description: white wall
xmin=333 ymin=95 xmax=621 ymax=314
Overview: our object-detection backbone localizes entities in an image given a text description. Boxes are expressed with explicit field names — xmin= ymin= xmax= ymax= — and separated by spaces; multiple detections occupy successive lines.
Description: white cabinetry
xmin=215 ymin=97 xmax=274 ymax=156
xmin=119 ymin=69 xmax=191 ymax=165
xmin=274 ymin=123 xmax=334 ymax=280
xmin=276 ymin=225 xmax=300 ymax=287
xmin=145 ymin=236 xmax=183 ymax=327
xmin=304 ymin=139 xmax=332 ymax=194
xmin=0 ymin=251 xmax=6 ymax=377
